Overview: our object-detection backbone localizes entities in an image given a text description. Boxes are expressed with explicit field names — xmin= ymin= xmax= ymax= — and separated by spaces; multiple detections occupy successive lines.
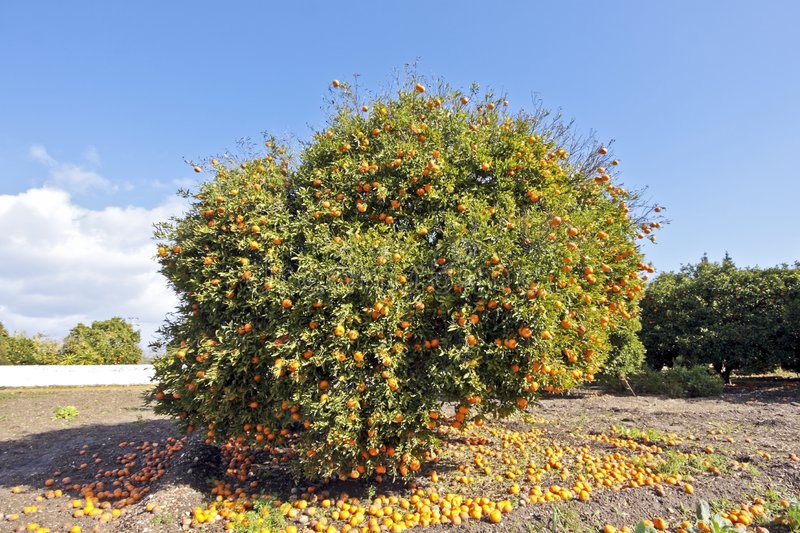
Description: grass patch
xmin=650 ymin=449 xmax=730 ymax=476
xmin=611 ymin=424 xmax=665 ymax=443
xmin=521 ymin=503 xmax=592 ymax=533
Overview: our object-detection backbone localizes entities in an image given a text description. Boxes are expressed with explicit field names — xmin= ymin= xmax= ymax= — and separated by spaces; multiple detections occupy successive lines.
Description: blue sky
xmin=1 ymin=1 xmax=798 ymax=348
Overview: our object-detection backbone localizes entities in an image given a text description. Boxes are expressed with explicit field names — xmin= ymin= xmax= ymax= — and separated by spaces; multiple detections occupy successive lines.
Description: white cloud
xmin=29 ymin=144 xmax=114 ymax=193
xmin=0 ymin=187 xmax=188 ymax=354
xmin=83 ymin=145 xmax=101 ymax=165
xmin=29 ymin=144 xmax=57 ymax=166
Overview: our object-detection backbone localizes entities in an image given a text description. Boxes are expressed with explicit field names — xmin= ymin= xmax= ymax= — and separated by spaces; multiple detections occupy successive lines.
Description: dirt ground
xmin=0 ymin=379 xmax=798 ymax=532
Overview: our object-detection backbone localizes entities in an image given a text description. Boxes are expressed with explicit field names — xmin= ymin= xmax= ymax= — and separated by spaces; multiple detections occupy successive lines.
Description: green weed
xmin=53 ymin=405 xmax=79 ymax=420
xmin=234 ymin=497 xmax=286 ymax=533
xmin=610 ymin=424 xmax=666 ymax=444
xmin=151 ymin=511 xmax=175 ymax=526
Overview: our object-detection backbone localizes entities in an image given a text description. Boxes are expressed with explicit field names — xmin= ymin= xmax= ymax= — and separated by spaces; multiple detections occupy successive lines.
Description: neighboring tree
xmin=0 ymin=322 xmax=8 ymax=364
xmin=151 ymin=79 xmax=662 ymax=480
xmin=640 ymin=256 xmax=799 ymax=382
xmin=0 ymin=331 xmax=60 ymax=365
xmin=777 ymin=264 xmax=800 ymax=373
xmin=60 ymin=317 xmax=143 ymax=365
xmin=598 ymin=319 xmax=646 ymax=383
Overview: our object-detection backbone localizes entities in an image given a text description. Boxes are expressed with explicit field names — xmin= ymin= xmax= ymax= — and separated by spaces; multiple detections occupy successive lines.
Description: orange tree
xmin=150 ymin=79 xmax=661 ymax=481
xmin=641 ymin=256 xmax=800 ymax=381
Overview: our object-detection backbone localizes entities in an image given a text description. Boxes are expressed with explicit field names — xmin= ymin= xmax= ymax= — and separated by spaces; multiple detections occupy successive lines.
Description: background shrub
xmin=598 ymin=320 xmax=646 ymax=383
xmin=150 ymin=79 xmax=662 ymax=481
xmin=628 ymin=365 xmax=724 ymax=398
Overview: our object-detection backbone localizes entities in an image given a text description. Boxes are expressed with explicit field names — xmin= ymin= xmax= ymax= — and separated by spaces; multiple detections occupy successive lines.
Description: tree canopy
xmin=640 ymin=255 xmax=800 ymax=381
xmin=60 ymin=317 xmax=143 ymax=365
xmin=150 ymin=79 xmax=662 ymax=481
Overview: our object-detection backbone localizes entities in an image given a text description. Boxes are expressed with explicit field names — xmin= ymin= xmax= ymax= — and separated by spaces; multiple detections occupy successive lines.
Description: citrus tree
xmin=0 ymin=322 xmax=60 ymax=365
xmin=60 ymin=317 xmax=143 ymax=364
xmin=0 ymin=322 xmax=10 ymax=365
xmin=151 ymin=79 xmax=661 ymax=481
xmin=640 ymin=256 xmax=800 ymax=382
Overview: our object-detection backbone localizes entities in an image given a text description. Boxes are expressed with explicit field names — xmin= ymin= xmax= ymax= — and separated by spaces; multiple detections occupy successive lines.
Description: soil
xmin=0 ymin=378 xmax=798 ymax=533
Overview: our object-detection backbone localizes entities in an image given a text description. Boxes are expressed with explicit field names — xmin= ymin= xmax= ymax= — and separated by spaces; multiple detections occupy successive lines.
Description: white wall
xmin=0 ymin=364 xmax=155 ymax=388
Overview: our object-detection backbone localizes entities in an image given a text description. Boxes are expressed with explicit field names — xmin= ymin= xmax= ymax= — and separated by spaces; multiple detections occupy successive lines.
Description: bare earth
xmin=0 ymin=379 xmax=798 ymax=532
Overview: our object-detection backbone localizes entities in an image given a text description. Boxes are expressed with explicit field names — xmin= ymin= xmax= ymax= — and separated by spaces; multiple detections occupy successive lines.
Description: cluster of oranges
xmin=5 ymin=437 xmax=186 ymax=533
xmin=182 ymin=413 xmax=783 ymax=532
xmin=6 ymin=409 xmax=795 ymax=532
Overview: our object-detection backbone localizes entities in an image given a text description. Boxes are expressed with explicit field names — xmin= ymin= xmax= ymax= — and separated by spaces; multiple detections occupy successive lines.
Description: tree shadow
xmin=0 ymin=419 xmax=220 ymax=499
xmin=716 ymin=376 xmax=800 ymax=405
xmin=570 ymin=377 xmax=800 ymax=405
xmin=0 ymin=417 xmax=455 ymax=514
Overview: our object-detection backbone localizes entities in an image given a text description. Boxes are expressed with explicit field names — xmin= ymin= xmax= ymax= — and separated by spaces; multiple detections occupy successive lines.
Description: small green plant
xmin=548 ymin=504 xmax=587 ymax=533
xmin=692 ymin=500 xmax=738 ymax=533
xmin=635 ymin=500 xmax=740 ymax=533
xmin=53 ymin=405 xmax=79 ymax=420
xmin=785 ymin=498 xmax=800 ymax=532
xmin=234 ymin=497 xmax=286 ymax=533
xmin=151 ymin=511 xmax=175 ymax=526
xmin=762 ymin=488 xmax=784 ymax=508
xmin=652 ymin=449 xmax=689 ymax=475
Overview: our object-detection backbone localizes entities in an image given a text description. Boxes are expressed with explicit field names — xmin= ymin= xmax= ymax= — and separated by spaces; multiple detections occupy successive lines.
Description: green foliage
xmin=628 ymin=365 xmax=723 ymax=398
xmin=60 ymin=317 xmax=143 ymax=365
xmin=0 ymin=318 xmax=142 ymax=365
xmin=640 ymin=255 xmax=800 ymax=382
xmin=634 ymin=500 xmax=741 ymax=533
xmin=652 ymin=449 xmax=728 ymax=476
xmin=693 ymin=500 xmax=739 ymax=532
xmin=0 ymin=332 xmax=60 ymax=365
xmin=611 ymin=424 xmax=664 ymax=442
xmin=786 ymin=498 xmax=800 ymax=532
xmin=234 ymin=498 xmax=286 ymax=533
xmin=598 ymin=320 xmax=646 ymax=381
xmin=0 ymin=322 xmax=10 ymax=365
xmin=781 ymin=285 xmax=800 ymax=373
xmin=53 ymin=405 xmax=80 ymax=420
xmin=150 ymin=78 xmax=661 ymax=481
